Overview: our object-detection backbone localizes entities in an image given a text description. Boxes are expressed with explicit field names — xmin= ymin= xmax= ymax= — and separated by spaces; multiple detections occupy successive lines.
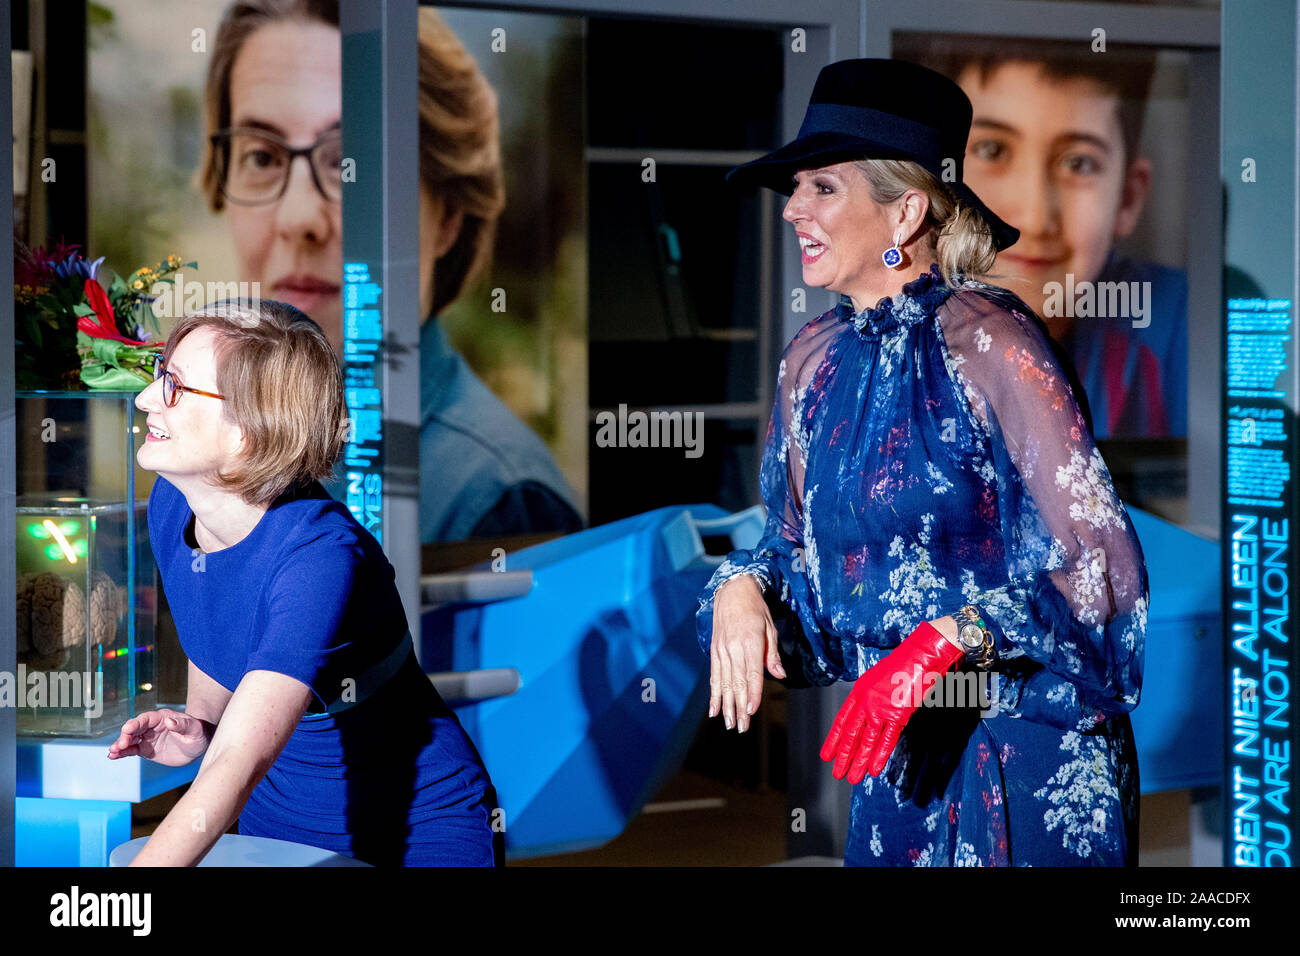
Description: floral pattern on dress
xmin=1034 ymin=730 xmax=1126 ymax=859
xmin=697 ymin=265 xmax=1146 ymax=866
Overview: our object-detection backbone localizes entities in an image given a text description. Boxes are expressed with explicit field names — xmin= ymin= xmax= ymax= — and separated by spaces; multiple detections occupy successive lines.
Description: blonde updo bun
xmin=852 ymin=158 xmax=1000 ymax=287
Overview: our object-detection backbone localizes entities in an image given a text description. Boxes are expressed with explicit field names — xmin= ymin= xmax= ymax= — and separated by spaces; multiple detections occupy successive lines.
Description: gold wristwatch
xmin=954 ymin=605 xmax=996 ymax=670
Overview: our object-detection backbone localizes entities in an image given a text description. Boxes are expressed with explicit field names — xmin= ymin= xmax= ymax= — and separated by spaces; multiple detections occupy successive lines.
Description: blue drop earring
xmin=882 ymin=235 xmax=903 ymax=269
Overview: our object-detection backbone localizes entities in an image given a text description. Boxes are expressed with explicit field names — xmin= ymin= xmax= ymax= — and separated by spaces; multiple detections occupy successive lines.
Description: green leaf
xmin=115 ymin=345 xmax=157 ymax=368
xmin=86 ymin=334 xmax=127 ymax=370
xmin=72 ymin=303 xmax=97 ymax=317
xmin=81 ymin=363 xmax=150 ymax=390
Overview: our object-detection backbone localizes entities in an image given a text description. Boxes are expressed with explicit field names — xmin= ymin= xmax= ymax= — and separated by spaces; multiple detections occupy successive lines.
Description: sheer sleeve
xmin=938 ymin=287 xmax=1148 ymax=731
xmin=696 ymin=310 xmax=846 ymax=686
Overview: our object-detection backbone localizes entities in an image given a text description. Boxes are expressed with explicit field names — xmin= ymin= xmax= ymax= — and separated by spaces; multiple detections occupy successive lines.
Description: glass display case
xmin=15 ymin=391 xmax=159 ymax=736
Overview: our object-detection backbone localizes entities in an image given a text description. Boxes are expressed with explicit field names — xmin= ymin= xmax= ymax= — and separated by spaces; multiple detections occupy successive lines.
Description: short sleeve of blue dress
xmin=696 ymin=265 xmax=1147 ymax=866
xmin=148 ymin=476 xmax=498 ymax=866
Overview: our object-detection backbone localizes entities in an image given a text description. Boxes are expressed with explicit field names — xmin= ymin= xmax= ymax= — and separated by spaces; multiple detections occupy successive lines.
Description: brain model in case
xmin=15 ymin=570 xmax=125 ymax=670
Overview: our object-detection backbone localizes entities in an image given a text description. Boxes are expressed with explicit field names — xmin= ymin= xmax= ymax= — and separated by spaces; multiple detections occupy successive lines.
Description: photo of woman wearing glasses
xmin=197 ymin=2 xmax=346 ymax=350
xmin=195 ymin=0 xmax=582 ymax=541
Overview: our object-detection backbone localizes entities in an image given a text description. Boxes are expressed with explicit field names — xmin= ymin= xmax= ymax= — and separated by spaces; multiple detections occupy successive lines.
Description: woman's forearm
xmin=192 ymin=717 xmax=219 ymax=758
xmin=127 ymin=752 xmax=265 ymax=866
xmin=931 ymin=615 xmax=959 ymax=647
xmin=131 ymin=670 xmax=314 ymax=864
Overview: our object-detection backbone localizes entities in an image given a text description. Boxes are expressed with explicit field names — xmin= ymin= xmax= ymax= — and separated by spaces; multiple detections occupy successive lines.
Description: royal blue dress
xmin=697 ymin=265 xmax=1147 ymax=866
xmin=149 ymin=475 xmax=499 ymax=866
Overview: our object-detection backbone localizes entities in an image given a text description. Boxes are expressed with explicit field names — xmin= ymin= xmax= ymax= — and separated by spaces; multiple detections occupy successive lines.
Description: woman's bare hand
xmin=108 ymin=709 xmax=211 ymax=767
xmin=709 ymin=574 xmax=787 ymax=732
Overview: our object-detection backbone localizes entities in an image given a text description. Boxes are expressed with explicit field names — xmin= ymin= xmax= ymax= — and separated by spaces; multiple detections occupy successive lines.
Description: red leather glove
xmin=820 ymin=621 xmax=963 ymax=784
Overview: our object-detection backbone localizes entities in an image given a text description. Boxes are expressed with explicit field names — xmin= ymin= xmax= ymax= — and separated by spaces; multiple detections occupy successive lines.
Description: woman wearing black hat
xmin=697 ymin=59 xmax=1146 ymax=866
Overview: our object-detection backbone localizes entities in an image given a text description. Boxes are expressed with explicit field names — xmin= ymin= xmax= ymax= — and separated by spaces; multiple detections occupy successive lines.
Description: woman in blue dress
xmin=108 ymin=299 xmax=499 ymax=866
xmin=698 ymin=59 xmax=1146 ymax=866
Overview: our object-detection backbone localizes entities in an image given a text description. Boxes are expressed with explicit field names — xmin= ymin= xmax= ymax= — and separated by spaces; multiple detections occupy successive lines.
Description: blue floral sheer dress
xmin=697 ymin=264 xmax=1147 ymax=866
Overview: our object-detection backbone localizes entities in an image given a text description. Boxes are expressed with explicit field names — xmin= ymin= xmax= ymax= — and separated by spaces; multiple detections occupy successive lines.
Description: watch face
xmin=959 ymin=623 xmax=984 ymax=649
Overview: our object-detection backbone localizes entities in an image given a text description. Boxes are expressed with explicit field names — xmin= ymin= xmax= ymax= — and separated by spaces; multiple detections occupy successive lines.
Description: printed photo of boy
xmin=907 ymin=37 xmax=1188 ymax=439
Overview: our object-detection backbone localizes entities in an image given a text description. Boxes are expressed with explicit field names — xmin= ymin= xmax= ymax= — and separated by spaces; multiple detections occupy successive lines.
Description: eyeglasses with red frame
xmin=152 ymin=355 xmax=226 ymax=408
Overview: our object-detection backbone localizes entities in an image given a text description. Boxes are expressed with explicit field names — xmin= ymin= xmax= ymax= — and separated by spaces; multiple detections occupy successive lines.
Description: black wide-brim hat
xmin=727 ymin=58 xmax=1020 ymax=252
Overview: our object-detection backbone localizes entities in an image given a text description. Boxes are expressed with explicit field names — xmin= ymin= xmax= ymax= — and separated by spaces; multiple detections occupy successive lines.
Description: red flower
xmin=78 ymin=279 xmax=147 ymax=345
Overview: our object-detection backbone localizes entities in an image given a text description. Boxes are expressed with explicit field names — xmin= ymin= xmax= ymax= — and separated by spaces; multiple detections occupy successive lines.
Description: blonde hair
xmin=852 ymin=159 xmax=999 ymax=287
xmin=160 ymin=300 xmax=347 ymax=506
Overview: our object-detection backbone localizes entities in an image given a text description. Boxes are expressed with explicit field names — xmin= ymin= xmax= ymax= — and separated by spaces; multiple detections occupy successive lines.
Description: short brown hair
xmin=198 ymin=1 xmax=505 ymax=316
xmin=161 ymin=300 xmax=347 ymax=506
xmin=417 ymin=8 xmax=506 ymax=316
xmin=900 ymin=35 xmax=1158 ymax=165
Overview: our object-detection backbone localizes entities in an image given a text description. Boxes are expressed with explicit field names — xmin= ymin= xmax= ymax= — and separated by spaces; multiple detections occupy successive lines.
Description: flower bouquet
xmin=15 ymin=240 xmax=195 ymax=391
